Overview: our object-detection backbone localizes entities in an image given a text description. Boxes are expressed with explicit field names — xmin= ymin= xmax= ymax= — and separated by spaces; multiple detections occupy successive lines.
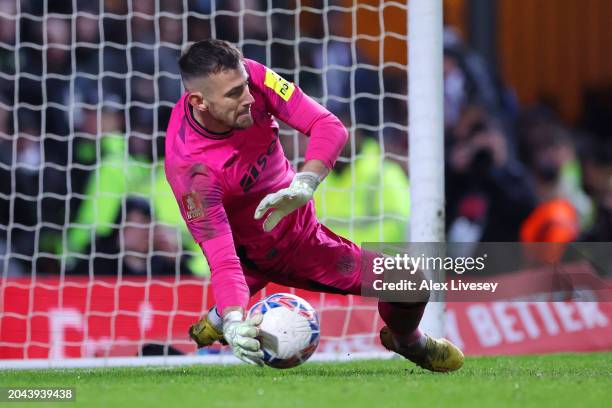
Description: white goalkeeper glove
xmin=223 ymin=311 xmax=265 ymax=366
xmin=254 ymin=172 xmax=320 ymax=232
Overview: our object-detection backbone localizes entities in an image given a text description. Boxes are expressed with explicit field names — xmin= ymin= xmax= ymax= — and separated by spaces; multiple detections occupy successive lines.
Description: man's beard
xmin=233 ymin=112 xmax=253 ymax=129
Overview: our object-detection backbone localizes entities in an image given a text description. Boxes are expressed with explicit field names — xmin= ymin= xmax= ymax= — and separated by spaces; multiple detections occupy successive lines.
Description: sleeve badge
xmin=182 ymin=191 xmax=204 ymax=221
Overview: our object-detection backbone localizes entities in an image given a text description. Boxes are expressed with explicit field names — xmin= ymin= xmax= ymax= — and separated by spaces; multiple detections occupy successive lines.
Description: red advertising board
xmin=1 ymin=277 xmax=611 ymax=359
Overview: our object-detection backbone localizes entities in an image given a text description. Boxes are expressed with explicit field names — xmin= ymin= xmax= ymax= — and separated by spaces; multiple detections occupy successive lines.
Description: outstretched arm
xmin=246 ymin=59 xmax=348 ymax=230
xmin=167 ymin=163 xmax=264 ymax=364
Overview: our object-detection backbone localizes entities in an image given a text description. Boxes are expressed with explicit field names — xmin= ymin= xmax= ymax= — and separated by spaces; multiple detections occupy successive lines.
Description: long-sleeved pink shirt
xmin=165 ymin=59 xmax=348 ymax=315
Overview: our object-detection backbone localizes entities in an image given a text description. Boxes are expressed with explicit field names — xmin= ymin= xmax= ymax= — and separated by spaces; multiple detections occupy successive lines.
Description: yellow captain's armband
xmin=264 ymin=68 xmax=295 ymax=102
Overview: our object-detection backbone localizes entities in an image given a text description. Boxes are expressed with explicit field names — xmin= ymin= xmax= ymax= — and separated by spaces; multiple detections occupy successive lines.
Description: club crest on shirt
xmin=182 ymin=191 xmax=203 ymax=221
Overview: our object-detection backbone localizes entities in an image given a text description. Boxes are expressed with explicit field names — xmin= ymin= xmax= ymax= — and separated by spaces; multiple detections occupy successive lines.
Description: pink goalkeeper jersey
xmin=165 ymin=58 xmax=348 ymax=314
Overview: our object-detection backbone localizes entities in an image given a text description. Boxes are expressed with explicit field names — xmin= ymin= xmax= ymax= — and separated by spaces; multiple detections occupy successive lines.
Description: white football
xmin=248 ymin=293 xmax=320 ymax=369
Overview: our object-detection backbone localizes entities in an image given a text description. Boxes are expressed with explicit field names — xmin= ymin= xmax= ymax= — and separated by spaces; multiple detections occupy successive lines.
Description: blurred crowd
xmin=0 ymin=0 xmax=611 ymax=278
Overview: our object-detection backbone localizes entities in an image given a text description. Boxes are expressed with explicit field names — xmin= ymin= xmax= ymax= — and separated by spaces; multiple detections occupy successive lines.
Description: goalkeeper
xmin=165 ymin=39 xmax=463 ymax=371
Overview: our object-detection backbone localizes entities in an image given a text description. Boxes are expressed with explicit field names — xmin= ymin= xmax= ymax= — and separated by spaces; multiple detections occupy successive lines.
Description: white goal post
xmin=0 ymin=0 xmax=445 ymax=369
xmin=408 ymin=0 xmax=446 ymax=338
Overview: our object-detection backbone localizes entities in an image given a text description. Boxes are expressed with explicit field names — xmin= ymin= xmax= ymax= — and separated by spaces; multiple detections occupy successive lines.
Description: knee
xmin=389 ymin=267 xmax=430 ymax=304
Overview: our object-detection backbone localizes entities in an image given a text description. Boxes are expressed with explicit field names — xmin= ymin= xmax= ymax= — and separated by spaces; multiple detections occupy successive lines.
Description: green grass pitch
xmin=1 ymin=353 xmax=610 ymax=407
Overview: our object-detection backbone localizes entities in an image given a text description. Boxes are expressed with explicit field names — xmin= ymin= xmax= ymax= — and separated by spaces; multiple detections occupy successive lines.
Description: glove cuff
xmin=293 ymin=171 xmax=321 ymax=194
xmin=207 ymin=306 xmax=223 ymax=332
xmin=223 ymin=311 xmax=243 ymax=327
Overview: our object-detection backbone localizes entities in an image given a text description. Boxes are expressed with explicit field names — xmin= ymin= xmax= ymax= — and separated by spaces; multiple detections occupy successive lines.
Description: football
xmin=248 ymin=293 xmax=320 ymax=369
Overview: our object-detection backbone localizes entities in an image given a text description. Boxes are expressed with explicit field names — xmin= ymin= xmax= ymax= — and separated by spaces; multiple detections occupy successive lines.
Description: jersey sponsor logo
xmin=239 ymin=164 xmax=260 ymax=193
xmin=239 ymin=137 xmax=278 ymax=193
xmin=264 ymin=68 xmax=295 ymax=102
xmin=181 ymin=191 xmax=203 ymax=221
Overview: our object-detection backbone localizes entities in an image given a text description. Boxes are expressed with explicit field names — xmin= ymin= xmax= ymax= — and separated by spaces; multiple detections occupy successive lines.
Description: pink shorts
xmin=239 ymin=223 xmax=374 ymax=297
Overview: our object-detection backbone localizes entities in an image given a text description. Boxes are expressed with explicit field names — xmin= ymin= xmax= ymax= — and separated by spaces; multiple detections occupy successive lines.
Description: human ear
xmin=188 ymin=92 xmax=208 ymax=112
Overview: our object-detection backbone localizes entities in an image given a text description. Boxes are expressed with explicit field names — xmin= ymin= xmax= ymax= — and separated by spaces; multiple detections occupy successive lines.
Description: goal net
xmin=0 ymin=0 xmax=444 ymax=368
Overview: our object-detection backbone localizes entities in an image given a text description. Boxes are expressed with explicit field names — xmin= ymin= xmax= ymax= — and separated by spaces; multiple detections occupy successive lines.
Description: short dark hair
xmin=179 ymin=39 xmax=242 ymax=83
